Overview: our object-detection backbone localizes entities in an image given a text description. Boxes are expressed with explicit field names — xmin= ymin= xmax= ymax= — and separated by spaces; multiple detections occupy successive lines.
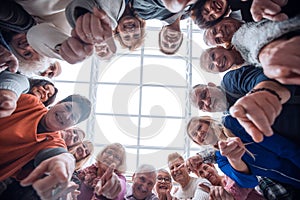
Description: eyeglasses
xmin=104 ymin=149 xmax=122 ymax=162
xmin=157 ymin=177 xmax=171 ymax=183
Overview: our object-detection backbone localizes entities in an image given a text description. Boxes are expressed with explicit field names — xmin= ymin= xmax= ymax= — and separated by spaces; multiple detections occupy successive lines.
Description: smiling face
xmin=199 ymin=163 xmax=222 ymax=185
xmin=30 ymin=84 xmax=55 ymax=103
xmin=201 ymin=0 xmax=228 ymax=22
xmin=168 ymin=158 xmax=189 ymax=186
xmin=201 ymin=47 xmax=236 ymax=73
xmin=10 ymin=33 xmax=40 ymax=61
xmin=155 ymin=171 xmax=172 ymax=195
xmin=159 ymin=26 xmax=183 ymax=54
xmin=117 ymin=16 xmax=142 ymax=48
xmin=42 ymin=102 xmax=81 ymax=131
xmin=204 ymin=17 xmax=242 ymax=47
xmin=132 ymin=172 xmax=156 ymax=200
xmin=95 ymin=42 xmax=115 ymax=60
xmin=190 ymin=83 xmax=228 ymax=112
xmin=73 ymin=142 xmax=91 ymax=161
xmin=187 ymin=119 xmax=219 ymax=145
xmin=60 ymin=127 xmax=85 ymax=147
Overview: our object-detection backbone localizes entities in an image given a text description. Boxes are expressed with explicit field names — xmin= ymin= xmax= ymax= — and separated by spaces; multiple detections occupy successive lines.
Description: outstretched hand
xmin=20 ymin=153 xmax=76 ymax=200
xmin=250 ymin=0 xmax=288 ymax=21
xmin=259 ymin=36 xmax=300 ymax=85
xmin=74 ymin=7 xmax=113 ymax=45
xmin=94 ymin=163 xmax=121 ymax=199
xmin=229 ymin=90 xmax=282 ymax=142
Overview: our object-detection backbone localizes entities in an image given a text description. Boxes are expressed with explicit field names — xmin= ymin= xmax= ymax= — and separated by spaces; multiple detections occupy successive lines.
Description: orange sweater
xmin=0 ymin=94 xmax=66 ymax=181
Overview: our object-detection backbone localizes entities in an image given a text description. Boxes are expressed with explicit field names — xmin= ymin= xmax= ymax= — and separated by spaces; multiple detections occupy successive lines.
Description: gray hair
xmin=135 ymin=164 xmax=157 ymax=176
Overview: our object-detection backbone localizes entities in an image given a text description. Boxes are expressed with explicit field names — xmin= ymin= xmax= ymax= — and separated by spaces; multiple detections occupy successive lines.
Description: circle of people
xmin=0 ymin=0 xmax=299 ymax=199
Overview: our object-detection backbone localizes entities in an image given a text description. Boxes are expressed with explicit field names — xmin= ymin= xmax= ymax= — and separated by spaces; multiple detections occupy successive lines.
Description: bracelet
xmin=249 ymin=88 xmax=282 ymax=101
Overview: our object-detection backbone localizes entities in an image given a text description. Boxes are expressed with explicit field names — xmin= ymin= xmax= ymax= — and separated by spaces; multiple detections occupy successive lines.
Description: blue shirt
xmin=216 ymin=115 xmax=300 ymax=189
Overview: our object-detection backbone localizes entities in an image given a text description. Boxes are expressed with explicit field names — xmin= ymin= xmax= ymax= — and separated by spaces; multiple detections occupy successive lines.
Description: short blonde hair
xmin=96 ymin=143 xmax=127 ymax=174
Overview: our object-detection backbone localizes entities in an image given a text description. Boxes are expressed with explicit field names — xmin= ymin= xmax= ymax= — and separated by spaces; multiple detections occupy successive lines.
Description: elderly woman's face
xmin=99 ymin=146 xmax=123 ymax=168
xmin=188 ymin=119 xmax=219 ymax=145
xmin=155 ymin=171 xmax=172 ymax=195
xmin=201 ymin=0 xmax=228 ymax=22
xmin=30 ymin=84 xmax=55 ymax=103
xmin=201 ymin=47 xmax=236 ymax=73
xmin=117 ymin=16 xmax=142 ymax=47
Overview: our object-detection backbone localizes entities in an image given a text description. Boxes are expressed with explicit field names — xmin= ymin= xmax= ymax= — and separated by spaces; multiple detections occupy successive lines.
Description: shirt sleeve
xmin=34 ymin=147 xmax=69 ymax=167
xmin=216 ymin=151 xmax=258 ymax=188
xmin=0 ymin=71 xmax=30 ymax=97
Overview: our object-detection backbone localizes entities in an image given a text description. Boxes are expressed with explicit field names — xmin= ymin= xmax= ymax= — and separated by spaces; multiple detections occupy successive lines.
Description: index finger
xmin=101 ymin=163 xmax=116 ymax=182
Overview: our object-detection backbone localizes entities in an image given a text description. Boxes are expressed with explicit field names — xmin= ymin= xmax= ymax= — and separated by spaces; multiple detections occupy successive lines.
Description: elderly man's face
xmin=204 ymin=18 xmax=242 ymax=47
xmin=159 ymin=26 xmax=183 ymax=54
xmin=168 ymin=158 xmax=189 ymax=186
xmin=117 ymin=16 xmax=142 ymax=48
xmin=198 ymin=163 xmax=221 ymax=185
xmin=132 ymin=172 xmax=156 ymax=199
xmin=10 ymin=33 xmax=40 ymax=61
xmin=190 ymin=83 xmax=228 ymax=112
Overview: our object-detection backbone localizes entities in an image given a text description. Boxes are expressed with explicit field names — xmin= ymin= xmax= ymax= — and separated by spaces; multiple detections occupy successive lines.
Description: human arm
xmin=20 ymin=153 xmax=77 ymax=200
xmin=259 ymin=36 xmax=300 ymax=85
xmin=250 ymin=0 xmax=288 ymax=22
xmin=218 ymin=137 xmax=249 ymax=174
xmin=0 ymin=71 xmax=29 ymax=117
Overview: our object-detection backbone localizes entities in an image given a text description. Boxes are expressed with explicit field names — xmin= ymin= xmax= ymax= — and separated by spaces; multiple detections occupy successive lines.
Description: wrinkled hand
xmin=0 ymin=44 xmax=18 ymax=73
xmin=0 ymin=89 xmax=17 ymax=118
xmin=229 ymin=91 xmax=282 ymax=142
xmin=259 ymin=36 xmax=300 ymax=85
xmin=218 ymin=137 xmax=245 ymax=162
xmin=59 ymin=32 xmax=94 ymax=64
xmin=94 ymin=163 xmax=121 ymax=199
xmin=200 ymin=184 xmax=234 ymax=200
xmin=74 ymin=7 xmax=113 ymax=45
xmin=185 ymin=155 xmax=203 ymax=176
xmin=20 ymin=153 xmax=76 ymax=200
xmin=250 ymin=0 xmax=288 ymax=21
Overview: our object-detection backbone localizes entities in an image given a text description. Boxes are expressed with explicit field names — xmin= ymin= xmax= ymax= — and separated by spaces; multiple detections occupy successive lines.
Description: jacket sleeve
xmin=216 ymin=151 xmax=258 ymax=188
xmin=0 ymin=71 xmax=29 ymax=97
